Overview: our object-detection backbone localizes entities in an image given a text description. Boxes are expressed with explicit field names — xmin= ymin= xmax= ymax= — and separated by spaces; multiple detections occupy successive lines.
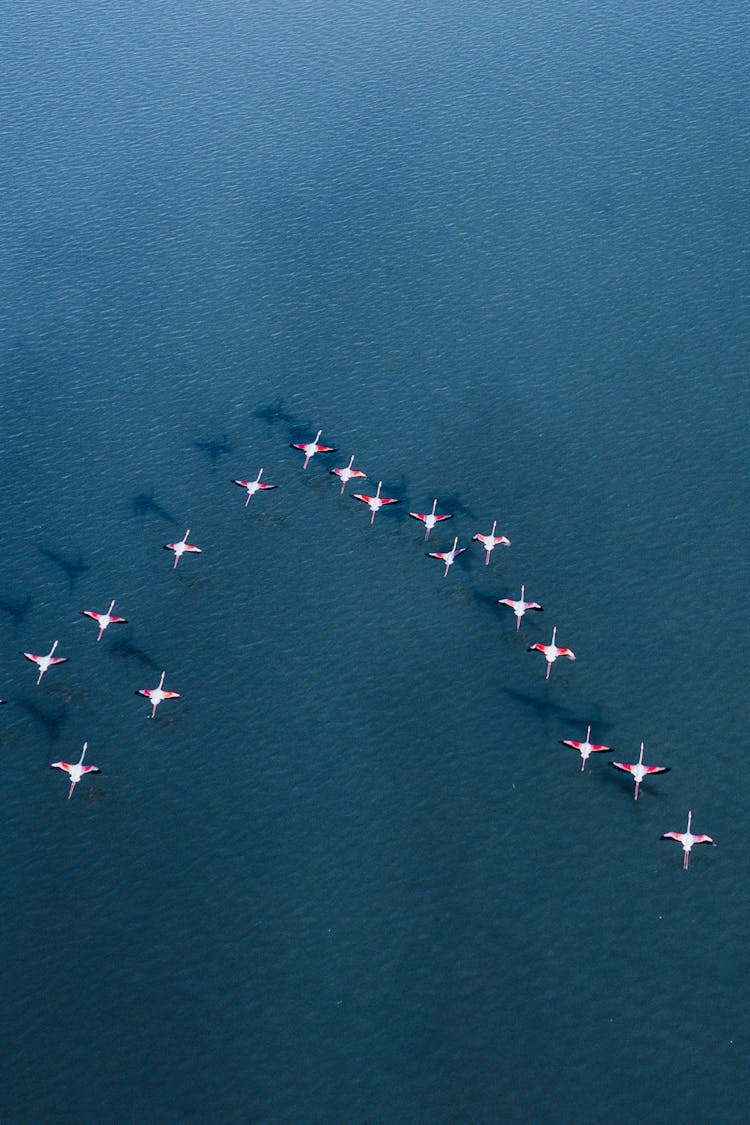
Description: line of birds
xmin=13 ymin=426 xmax=715 ymax=868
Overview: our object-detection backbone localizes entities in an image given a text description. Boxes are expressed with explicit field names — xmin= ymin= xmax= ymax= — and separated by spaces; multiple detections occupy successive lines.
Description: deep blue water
xmin=1 ymin=2 xmax=748 ymax=1121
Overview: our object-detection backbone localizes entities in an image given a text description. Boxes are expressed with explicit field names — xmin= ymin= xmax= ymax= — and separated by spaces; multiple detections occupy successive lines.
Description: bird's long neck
xmin=491 ymin=520 xmax=497 ymax=536
xmin=348 ymin=455 xmax=355 ymax=470
xmin=50 ymin=640 xmax=58 ymax=655
xmin=638 ymin=742 xmax=645 ymax=765
xmin=159 ymin=671 xmax=166 ymax=689
xmin=375 ymin=481 xmax=382 ymax=499
xmin=79 ymin=741 xmax=88 ymax=765
xmin=314 ymin=430 xmax=322 ymax=443
xmin=687 ymin=810 xmax=692 ymax=832
xmin=108 ymin=600 xmax=116 ymax=614
xmin=257 ymin=468 xmax=264 ymax=481
xmin=551 ymin=626 xmax=557 ymax=645
xmin=184 ymin=529 xmax=190 ymax=541
xmin=431 ymin=499 xmax=437 ymax=516
xmin=585 ymin=725 xmax=591 ymax=742
xmin=520 ymin=585 xmax=525 ymax=600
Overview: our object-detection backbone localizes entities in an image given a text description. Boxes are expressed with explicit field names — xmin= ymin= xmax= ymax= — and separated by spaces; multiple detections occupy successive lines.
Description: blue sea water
xmin=1 ymin=1 xmax=748 ymax=1121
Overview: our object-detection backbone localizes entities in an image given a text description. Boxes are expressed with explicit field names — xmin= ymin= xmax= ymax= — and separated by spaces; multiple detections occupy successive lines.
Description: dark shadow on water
xmin=38 ymin=546 xmax=89 ymax=591
xmin=254 ymin=398 xmax=297 ymax=433
xmin=131 ymin=488 xmax=178 ymax=526
xmin=0 ymin=592 xmax=33 ymax=630
xmin=16 ymin=696 xmax=67 ymax=742
xmin=501 ymin=686 xmax=614 ymax=734
xmin=193 ymin=435 xmax=233 ymax=468
xmin=109 ymin=636 xmax=161 ymax=671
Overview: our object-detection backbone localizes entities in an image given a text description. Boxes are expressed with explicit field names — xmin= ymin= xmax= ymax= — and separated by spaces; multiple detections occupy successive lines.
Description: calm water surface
xmin=1 ymin=2 xmax=748 ymax=1122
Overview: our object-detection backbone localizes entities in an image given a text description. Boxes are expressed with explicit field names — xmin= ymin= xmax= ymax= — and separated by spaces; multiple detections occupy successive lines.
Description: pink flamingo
xmin=408 ymin=499 xmax=453 ymax=541
xmin=290 ymin=430 xmax=337 ymax=470
xmin=472 ymin=520 xmax=511 ymax=564
xmin=661 ymin=811 xmax=715 ymax=869
xmin=497 ymin=585 xmax=543 ymax=631
xmin=50 ymin=741 xmax=101 ymax=800
xmin=22 ymin=640 xmax=68 ymax=685
xmin=559 ymin=725 xmax=613 ymax=771
xmin=330 ymin=455 xmax=367 ymax=494
xmin=528 ymin=626 xmax=575 ymax=679
xmin=611 ymin=741 xmax=670 ymax=800
xmin=231 ymin=469 xmax=278 ymax=507
xmin=352 ymin=481 xmax=399 ymax=524
xmin=426 ymin=536 xmax=468 ymax=577
xmin=81 ymin=599 xmax=128 ymax=641
xmin=136 ymin=671 xmax=181 ymax=719
xmin=164 ymin=529 xmax=202 ymax=568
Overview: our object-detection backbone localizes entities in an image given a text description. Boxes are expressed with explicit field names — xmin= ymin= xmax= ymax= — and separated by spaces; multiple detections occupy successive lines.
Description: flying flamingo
xmin=352 ymin=481 xmax=400 ymax=524
xmin=408 ymin=499 xmax=453 ymax=540
xmin=50 ymin=741 xmax=101 ymax=800
xmin=290 ymin=430 xmax=337 ymax=470
xmin=497 ymin=585 xmax=543 ymax=631
xmin=330 ymin=455 xmax=367 ymax=495
xmin=426 ymin=536 xmax=468 ymax=577
xmin=528 ymin=626 xmax=576 ymax=679
xmin=81 ymin=599 xmax=128 ymax=641
xmin=472 ymin=520 xmax=511 ymax=564
xmin=559 ymin=724 xmax=613 ymax=771
xmin=22 ymin=640 xmax=68 ymax=685
xmin=163 ymin=529 xmax=202 ymax=568
xmin=610 ymin=741 xmax=670 ymax=800
xmin=661 ymin=811 xmax=715 ymax=869
xmin=136 ymin=671 xmax=181 ymax=718
xmin=231 ymin=469 xmax=278 ymax=507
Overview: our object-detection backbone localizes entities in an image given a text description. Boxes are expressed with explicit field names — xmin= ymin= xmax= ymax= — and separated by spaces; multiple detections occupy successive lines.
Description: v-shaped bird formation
xmin=11 ymin=423 xmax=714 ymax=868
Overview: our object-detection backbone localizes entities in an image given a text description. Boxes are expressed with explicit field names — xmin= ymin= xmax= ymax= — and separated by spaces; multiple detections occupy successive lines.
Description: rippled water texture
xmin=1 ymin=1 xmax=748 ymax=1121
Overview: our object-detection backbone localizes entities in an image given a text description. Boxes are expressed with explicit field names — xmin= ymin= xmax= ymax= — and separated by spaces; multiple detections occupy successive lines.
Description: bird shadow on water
xmin=109 ymin=636 xmax=161 ymax=671
xmin=500 ymin=686 xmax=614 ymax=735
xmin=38 ymin=546 xmax=89 ymax=591
xmin=254 ymin=398 xmax=299 ymax=440
xmin=192 ymin=435 xmax=233 ymax=469
xmin=0 ymin=592 xmax=33 ymax=630
xmin=16 ymin=695 xmax=68 ymax=743
xmin=131 ymin=487 xmax=178 ymax=526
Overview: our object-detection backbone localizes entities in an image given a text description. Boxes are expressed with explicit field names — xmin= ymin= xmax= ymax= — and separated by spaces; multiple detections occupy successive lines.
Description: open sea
xmin=1 ymin=2 xmax=748 ymax=1121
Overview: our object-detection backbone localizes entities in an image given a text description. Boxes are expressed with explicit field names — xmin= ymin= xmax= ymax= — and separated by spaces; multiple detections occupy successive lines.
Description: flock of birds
xmin=15 ymin=426 xmax=715 ymax=869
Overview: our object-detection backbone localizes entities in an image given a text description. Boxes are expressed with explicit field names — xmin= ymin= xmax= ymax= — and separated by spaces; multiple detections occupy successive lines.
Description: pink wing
xmin=109 ymin=615 xmax=128 ymax=624
xmin=409 ymin=512 xmax=427 ymax=522
xmin=314 ymin=444 xmax=337 ymax=453
xmin=558 ymin=648 xmax=576 ymax=659
xmin=233 ymin=479 xmax=250 ymax=488
xmin=644 ymin=765 xmax=670 ymax=775
xmin=560 ymin=739 xmax=584 ymax=750
xmin=497 ymin=598 xmax=515 ymax=608
xmin=434 ymin=514 xmax=452 ymax=523
xmin=290 ymin=443 xmax=306 ymax=452
xmin=183 ymin=545 xmax=202 ymax=554
xmin=528 ymin=643 xmax=546 ymax=653
xmin=50 ymin=657 xmax=68 ymax=666
xmin=81 ymin=766 xmax=101 ymax=775
xmin=427 ymin=551 xmax=447 ymax=561
xmin=50 ymin=762 xmax=72 ymax=773
xmin=137 ymin=689 xmax=152 ymax=698
xmin=81 ymin=611 xmax=101 ymax=622
xmin=693 ymin=834 xmax=716 ymax=845
xmin=525 ymin=602 xmax=543 ymax=611
xmin=588 ymin=742 xmax=611 ymax=752
xmin=161 ymin=691 xmax=181 ymax=700
xmin=454 ymin=546 xmax=468 ymax=557
xmin=610 ymin=761 xmax=635 ymax=774
xmin=353 ymin=493 xmax=372 ymax=504
xmin=22 ymin=652 xmax=40 ymax=663
xmin=164 ymin=543 xmax=177 ymax=551
xmin=379 ymin=498 xmax=399 ymax=506
xmin=660 ymin=832 xmax=683 ymax=842
xmin=257 ymin=483 xmax=277 ymax=490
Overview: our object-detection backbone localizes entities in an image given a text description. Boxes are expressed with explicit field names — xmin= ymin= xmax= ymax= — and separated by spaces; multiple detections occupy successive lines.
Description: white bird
xmin=528 ymin=626 xmax=575 ymax=679
xmin=330 ymin=455 xmax=367 ymax=495
xmin=22 ymin=639 xmax=68 ymax=685
xmin=81 ymin=599 xmax=128 ymax=641
xmin=611 ymin=741 xmax=670 ymax=800
xmin=290 ymin=430 xmax=337 ymax=470
xmin=164 ymin=529 xmax=202 ymax=568
xmin=559 ymin=724 xmax=613 ymax=771
xmin=472 ymin=520 xmax=510 ymax=564
xmin=497 ymin=585 xmax=543 ymax=631
xmin=50 ymin=741 xmax=101 ymax=800
xmin=408 ymin=499 xmax=453 ymax=541
xmin=661 ymin=811 xmax=715 ymax=869
xmin=352 ymin=481 xmax=400 ymax=524
xmin=426 ymin=536 xmax=468 ymax=577
xmin=231 ymin=468 xmax=278 ymax=507
xmin=136 ymin=671 xmax=181 ymax=719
